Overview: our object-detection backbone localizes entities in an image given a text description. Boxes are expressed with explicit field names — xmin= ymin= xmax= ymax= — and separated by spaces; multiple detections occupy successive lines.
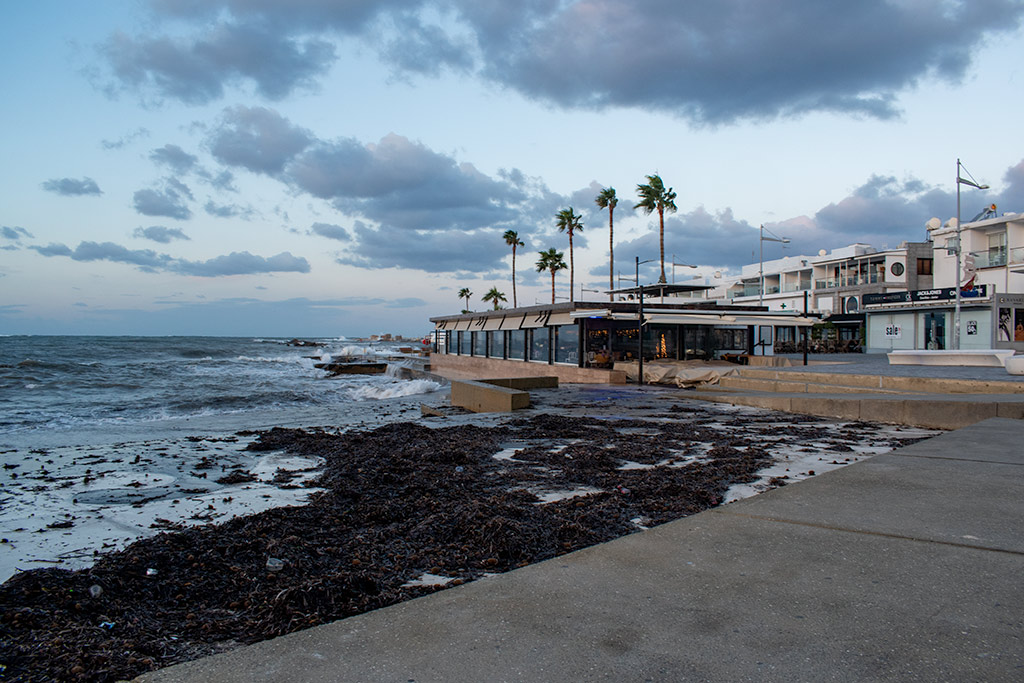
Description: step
xmin=714 ymin=375 xmax=917 ymax=396
xmin=689 ymin=392 xmax=1024 ymax=429
xmin=736 ymin=367 xmax=1024 ymax=395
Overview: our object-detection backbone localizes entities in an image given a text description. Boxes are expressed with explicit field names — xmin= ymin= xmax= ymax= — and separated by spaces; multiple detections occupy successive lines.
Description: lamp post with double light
xmin=636 ymin=256 xmax=656 ymax=386
xmin=759 ymin=225 xmax=790 ymax=308
xmin=954 ymin=159 xmax=989 ymax=350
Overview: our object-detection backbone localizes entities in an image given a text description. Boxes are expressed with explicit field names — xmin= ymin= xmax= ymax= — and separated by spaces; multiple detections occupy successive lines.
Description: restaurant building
xmin=429 ymin=286 xmax=815 ymax=383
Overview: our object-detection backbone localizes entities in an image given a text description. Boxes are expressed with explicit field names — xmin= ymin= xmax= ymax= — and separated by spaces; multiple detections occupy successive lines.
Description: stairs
xmin=689 ymin=366 xmax=1024 ymax=429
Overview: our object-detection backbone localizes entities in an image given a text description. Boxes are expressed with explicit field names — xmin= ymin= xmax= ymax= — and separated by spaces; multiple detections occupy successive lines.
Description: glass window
xmin=458 ymin=330 xmax=471 ymax=355
xmin=613 ymin=323 xmax=639 ymax=361
xmin=473 ymin=331 xmax=486 ymax=356
xmin=554 ymin=324 xmax=579 ymax=364
xmin=917 ymin=258 xmax=933 ymax=275
xmin=644 ymin=326 xmax=677 ymax=361
xmin=529 ymin=328 xmax=549 ymax=362
xmin=507 ymin=329 xmax=526 ymax=360
xmin=489 ymin=330 xmax=505 ymax=359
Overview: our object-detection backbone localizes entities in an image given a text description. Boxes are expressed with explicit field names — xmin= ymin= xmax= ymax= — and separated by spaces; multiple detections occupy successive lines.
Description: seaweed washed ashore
xmin=0 ymin=408 xmax=933 ymax=682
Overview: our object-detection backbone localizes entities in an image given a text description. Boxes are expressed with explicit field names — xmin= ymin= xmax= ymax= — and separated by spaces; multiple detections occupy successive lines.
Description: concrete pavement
xmin=139 ymin=417 xmax=1024 ymax=682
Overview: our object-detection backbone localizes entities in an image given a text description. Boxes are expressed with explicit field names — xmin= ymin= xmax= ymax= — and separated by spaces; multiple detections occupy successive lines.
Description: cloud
xmin=133 ymin=180 xmax=193 ymax=219
xmin=104 ymin=1 xmax=1024 ymax=124
xmin=207 ymin=105 xmax=313 ymax=174
xmin=133 ymin=225 xmax=191 ymax=243
xmin=150 ymin=144 xmax=199 ymax=173
xmin=174 ymin=251 xmax=310 ymax=276
xmin=2 ymin=226 xmax=33 ymax=242
xmin=30 ymin=240 xmax=310 ymax=276
xmin=310 ymin=222 xmax=349 ymax=241
xmin=101 ymin=127 xmax=150 ymax=149
xmin=100 ymin=22 xmax=335 ymax=104
xmin=203 ymin=200 xmax=253 ymax=218
xmin=287 ymin=132 xmax=526 ymax=231
xmin=42 ymin=177 xmax=103 ymax=196
xmin=337 ymin=222 xmax=508 ymax=273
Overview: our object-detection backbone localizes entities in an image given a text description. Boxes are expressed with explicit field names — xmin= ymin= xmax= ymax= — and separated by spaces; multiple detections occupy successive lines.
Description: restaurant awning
xmin=482 ymin=315 xmax=505 ymax=331
xmin=520 ymin=312 xmax=549 ymax=328
xmin=452 ymin=319 xmax=472 ymax=331
xmin=546 ymin=312 xmax=577 ymax=326
xmin=500 ymin=314 xmax=526 ymax=330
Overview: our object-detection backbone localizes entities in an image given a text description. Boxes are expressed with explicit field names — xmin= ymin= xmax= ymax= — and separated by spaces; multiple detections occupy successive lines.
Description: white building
xmin=863 ymin=210 xmax=1024 ymax=352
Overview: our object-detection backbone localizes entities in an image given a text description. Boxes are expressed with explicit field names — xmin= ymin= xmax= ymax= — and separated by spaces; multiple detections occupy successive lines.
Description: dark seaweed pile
xmin=0 ymin=413 xmax=835 ymax=682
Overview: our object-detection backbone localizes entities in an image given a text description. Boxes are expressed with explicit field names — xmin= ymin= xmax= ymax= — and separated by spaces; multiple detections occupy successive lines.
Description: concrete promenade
xmin=140 ymin=417 xmax=1024 ymax=682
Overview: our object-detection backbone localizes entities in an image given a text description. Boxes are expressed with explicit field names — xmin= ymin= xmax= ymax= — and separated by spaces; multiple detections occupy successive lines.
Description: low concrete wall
xmin=431 ymin=354 xmax=626 ymax=384
xmin=481 ymin=377 xmax=558 ymax=390
xmin=450 ymin=380 xmax=530 ymax=413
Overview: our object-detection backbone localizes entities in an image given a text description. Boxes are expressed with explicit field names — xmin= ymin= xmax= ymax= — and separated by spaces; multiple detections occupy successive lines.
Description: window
xmin=529 ymin=328 xmax=549 ymax=362
xmin=507 ymin=330 xmax=526 ymax=360
xmin=916 ymin=258 xmax=933 ymax=275
xmin=489 ymin=330 xmax=505 ymax=359
xmin=472 ymin=331 xmax=486 ymax=356
xmin=554 ymin=325 xmax=579 ymax=364
xmin=890 ymin=262 xmax=905 ymax=277
xmin=458 ymin=331 xmax=471 ymax=355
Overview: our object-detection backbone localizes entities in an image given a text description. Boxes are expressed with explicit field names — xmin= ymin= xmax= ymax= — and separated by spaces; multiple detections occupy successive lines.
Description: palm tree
xmin=457 ymin=287 xmax=472 ymax=312
xmin=503 ymin=230 xmax=524 ymax=308
xmin=555 ymin=207 xmax=583 ymax=301
xmin=634 ymin=174 xmax=677 ymax=283
xmin=536 ymin=248 xmax=567 ymax=304
xmin=595 ymin=187 xmax=618 ymax=301
xmin=482 ymin=287 xmax=507 ymax=310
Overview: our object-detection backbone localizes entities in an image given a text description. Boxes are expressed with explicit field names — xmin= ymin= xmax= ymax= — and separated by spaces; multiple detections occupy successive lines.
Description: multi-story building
xmin=701 ymin=242 xmax=932 ymax=351
xmin=864 ymin=209 xmax=1024 ymax=351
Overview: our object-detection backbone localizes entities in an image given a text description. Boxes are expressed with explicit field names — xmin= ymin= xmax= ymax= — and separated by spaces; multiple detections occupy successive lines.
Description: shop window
xmin=507 ymin=330 xmax=526 ymax=360
xmin=489 ymin=331 xmax=505 ymax=359
xmin=554 ymin=325 xmax=579 ymax=364
xmin=473 ymin=331 xmax=486 ymax=356
xmin=529 ymin=328 xmax=549 ymax=362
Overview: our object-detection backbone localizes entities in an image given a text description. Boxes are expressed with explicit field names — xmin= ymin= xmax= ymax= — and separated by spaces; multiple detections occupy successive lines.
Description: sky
xmin=1 ymin=0 xmax=1023 ymax=337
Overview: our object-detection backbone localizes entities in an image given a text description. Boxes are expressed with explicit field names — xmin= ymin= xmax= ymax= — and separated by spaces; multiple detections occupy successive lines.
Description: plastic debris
xmin=266 ymin=557 xmax=285 ymax=572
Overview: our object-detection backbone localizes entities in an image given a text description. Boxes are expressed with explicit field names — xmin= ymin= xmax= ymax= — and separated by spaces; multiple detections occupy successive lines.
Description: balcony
xmin=972 ymin=248 xmax=1007 ymax=269
xmin=813 ymin=272 xmax=884 ymax=289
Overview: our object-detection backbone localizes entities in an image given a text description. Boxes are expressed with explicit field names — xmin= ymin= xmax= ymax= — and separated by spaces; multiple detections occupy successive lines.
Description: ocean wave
xmin=346 ymin=379 xmax=441 ymax=401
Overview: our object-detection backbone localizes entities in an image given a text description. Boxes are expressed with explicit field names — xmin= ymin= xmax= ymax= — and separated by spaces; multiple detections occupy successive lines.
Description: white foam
xmin=346 ymin=379 xmax=441 ymax=400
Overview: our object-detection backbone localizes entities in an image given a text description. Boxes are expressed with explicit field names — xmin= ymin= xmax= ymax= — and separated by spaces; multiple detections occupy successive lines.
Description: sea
xmin=0 ymin=336 xmax=443 ymax=447
xmin=0 ymin=336 xmax=446 ymax=580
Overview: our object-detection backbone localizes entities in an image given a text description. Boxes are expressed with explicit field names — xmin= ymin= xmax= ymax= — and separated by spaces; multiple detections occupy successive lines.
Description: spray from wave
xmin=346 ymin=378 xmax=441 ymax=401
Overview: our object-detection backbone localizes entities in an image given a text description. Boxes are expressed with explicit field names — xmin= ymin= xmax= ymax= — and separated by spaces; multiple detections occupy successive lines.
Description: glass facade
xmin=488 ymin=330 xmax=505 ymax=359
xmin=458 ymin=331 xmax=471 ymax=355
xmin=554 ymin=324 xmax=579 ymax=364
xmin=528 ymin=328 xmax=549 ymax=362
xmin=508 ymin=329 xmax=526 ymax=360
xmin=472 ymin=331 xmax=486 ymax=356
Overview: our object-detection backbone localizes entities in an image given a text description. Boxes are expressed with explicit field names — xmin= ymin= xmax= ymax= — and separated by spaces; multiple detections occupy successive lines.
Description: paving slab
xmin=138 ymin=418 xmax=1024 ymax=683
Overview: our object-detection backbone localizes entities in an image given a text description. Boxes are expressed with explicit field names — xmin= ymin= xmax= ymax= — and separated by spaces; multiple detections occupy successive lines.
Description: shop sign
xmin=863 ymin=285 xmax=988 ymax=306
xmin=884 ymin=324 xmax=902 ymax=338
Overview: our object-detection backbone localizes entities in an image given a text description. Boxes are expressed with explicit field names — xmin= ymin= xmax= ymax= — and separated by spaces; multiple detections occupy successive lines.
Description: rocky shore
xmin=0 ymin=398 xmax=934 ymax=682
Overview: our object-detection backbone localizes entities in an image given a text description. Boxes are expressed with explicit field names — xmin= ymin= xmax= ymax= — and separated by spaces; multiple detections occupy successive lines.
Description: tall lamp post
xmin=759 ymin=225 xmax=790 ymax=308
xmin=636 ymin=256 xmax=656 ymax=386
xmin=954 ymin=159 xmax=989 ymax=350
xmin=671 ymin=255 xmax=698 ymax=284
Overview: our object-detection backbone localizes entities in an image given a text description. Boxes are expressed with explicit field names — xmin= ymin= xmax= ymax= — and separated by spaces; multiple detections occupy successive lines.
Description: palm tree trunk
xmin=658 ymin=208 xmax=667 ymax=283
xmin=512 ymin=247 xmax=517 ymax=308
xmin=569 ymin=232 xmax=575 ymax=302
xmin=551 ymin=271 xmax=556 ymax=304
xmin=608 ymin=208 xmax=614 ymax=301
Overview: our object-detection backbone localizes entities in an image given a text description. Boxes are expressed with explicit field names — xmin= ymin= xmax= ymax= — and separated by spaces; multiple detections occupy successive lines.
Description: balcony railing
xmin=972 ymin=248 xmax=1007 ymax=268
xmin=814 ymin=272 xmax=884 ymax=289
xmin=1011 ymin=247 xmax=1024 ymax=265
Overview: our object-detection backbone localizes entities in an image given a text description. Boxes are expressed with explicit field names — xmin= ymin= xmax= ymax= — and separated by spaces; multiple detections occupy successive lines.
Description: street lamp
xmin=671 ymin=254 xmax=698 ymax=284
xmin=759 ymin=225 xmax=790 ymax=308
xmin=636 ymin=256 xmax=656 ymax=386
xmin=954 ymin=159 xmax=989 ymax=350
